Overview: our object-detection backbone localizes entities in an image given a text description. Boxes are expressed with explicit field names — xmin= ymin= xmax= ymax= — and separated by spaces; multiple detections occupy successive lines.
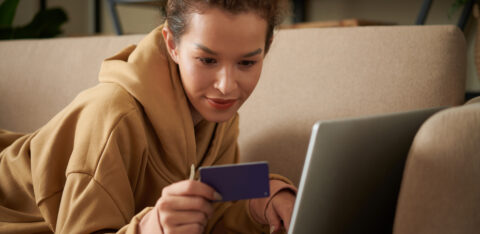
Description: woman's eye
xmin=198 ymin=57 xmax=217 ymax=65
xmin=238 ymin=60 xmax=257 ymax=67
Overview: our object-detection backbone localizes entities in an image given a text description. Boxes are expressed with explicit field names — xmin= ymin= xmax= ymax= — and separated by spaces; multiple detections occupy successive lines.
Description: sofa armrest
xmin=393 ymin=102 xmax=480 ymax=234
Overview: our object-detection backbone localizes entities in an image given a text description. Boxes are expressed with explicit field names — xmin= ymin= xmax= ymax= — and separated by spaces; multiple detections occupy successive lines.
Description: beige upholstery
xmin=0 ymin=35 xmax=143 ymax=132
xmin=394 ymin=101 xmax=480 ymax=234
xmin=238 ymin=25 xmax=466 ymax=184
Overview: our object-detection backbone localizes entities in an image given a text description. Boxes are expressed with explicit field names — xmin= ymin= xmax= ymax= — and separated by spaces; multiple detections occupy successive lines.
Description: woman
xmin=0 ymin=0 xmax=296 ymax=233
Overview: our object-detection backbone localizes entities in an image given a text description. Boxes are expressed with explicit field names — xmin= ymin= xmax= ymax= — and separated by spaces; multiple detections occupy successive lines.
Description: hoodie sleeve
xmin=23 ymin=83 xmax=154 ymax=234
xmin=51 ymin=107 xmax=150 ymax=234
xmin=0 ymin=129 xmax=25 ymax=151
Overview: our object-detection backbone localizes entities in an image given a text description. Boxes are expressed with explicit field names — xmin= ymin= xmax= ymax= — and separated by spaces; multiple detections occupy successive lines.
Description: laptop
xmin=288 ymin=107 xmax=445 ymax=234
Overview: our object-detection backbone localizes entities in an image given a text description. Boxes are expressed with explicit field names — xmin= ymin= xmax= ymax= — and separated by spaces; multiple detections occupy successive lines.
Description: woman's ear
xmin=162 ymin=26 xmax=179 ymax=63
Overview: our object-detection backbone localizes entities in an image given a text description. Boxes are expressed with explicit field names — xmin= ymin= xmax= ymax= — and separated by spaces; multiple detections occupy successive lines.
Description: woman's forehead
xmin=180 ymin=8 xmax=267 ymax=54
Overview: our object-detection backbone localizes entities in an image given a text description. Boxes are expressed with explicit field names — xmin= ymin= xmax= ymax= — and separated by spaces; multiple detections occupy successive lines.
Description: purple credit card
xmin=199 ymin=162 xmax=270 ymax=202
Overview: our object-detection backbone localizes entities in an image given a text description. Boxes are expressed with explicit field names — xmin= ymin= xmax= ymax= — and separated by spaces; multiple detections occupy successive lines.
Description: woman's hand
xmin=265 ymin=190 xmax=296 ymax=233
xmin=154 ymin=180 xmax=221 ymax=234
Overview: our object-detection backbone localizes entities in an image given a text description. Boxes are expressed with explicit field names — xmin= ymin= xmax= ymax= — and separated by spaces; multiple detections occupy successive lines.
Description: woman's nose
xmin=214 ymin=66 xmax=237 ymax=95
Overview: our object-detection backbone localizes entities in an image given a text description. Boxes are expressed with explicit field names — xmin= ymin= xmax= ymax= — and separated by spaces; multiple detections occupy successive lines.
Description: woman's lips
xmin=207 ymin=98 xmax=237 ymax=110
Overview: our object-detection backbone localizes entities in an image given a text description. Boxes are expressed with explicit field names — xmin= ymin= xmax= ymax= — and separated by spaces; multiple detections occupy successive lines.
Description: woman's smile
xmin=206 ymin=97 xmax=237 ymax=110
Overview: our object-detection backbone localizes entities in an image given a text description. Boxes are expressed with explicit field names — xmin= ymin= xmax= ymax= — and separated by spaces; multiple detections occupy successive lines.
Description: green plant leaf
xmin=0 ymin=0 xmax=20 ymax=28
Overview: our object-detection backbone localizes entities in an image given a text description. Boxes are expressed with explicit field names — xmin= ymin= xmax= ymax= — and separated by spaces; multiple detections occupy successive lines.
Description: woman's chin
xmin=195 ymin=100 xmax=241 ymax=123
xmin=195 ymin=105 xmax=237 ymax=123
xmin=202 ymin=111 xmax=236 ymax=123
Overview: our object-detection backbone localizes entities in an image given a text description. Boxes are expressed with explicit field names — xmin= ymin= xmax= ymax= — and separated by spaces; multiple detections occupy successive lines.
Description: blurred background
xmin=6 ymin=0 xmax=470 ymax=35
xmin=3 ymin=0 xmax=480 ymax=93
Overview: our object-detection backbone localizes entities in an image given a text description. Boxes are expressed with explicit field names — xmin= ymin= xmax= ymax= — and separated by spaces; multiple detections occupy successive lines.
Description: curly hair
xmin=164 ymin=0 xmax=290 ymax=53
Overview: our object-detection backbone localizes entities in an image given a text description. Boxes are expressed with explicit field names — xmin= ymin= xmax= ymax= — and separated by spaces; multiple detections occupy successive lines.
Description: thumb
xmin=266 ymin=204 xmax=282 ymax=233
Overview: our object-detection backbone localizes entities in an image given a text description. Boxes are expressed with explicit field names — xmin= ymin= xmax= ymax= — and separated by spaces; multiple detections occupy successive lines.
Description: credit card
xmin=199 ymin=162 xmax=270 ymax=202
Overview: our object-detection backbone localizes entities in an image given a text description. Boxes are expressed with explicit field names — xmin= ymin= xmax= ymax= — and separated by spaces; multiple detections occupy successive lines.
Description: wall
xmin=100 ymin=1 xmax=163 ymax=35
xmin=307 ymin=0 xmax=461 ymax=25
xmin=9 ymin=0 xmax=465 ymax=35
xmin=11 ymin=0 xmax=38 ymax=26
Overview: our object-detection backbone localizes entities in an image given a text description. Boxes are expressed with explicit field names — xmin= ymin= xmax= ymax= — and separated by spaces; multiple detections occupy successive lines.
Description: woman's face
xmin=163 ymin=7 xmax=268 ymax=123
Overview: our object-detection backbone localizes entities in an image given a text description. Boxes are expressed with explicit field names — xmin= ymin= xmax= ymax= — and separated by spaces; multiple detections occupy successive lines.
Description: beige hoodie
xmin=0 ymin=26 xmax=293 ymax=233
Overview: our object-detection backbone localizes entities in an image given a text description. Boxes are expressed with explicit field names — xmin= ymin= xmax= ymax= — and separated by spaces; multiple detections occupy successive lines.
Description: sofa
xmin=1 ymin=25 xmax=478 ymax=233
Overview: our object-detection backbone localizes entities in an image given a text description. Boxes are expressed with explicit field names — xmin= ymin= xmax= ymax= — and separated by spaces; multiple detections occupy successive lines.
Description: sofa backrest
xmin=0 ymin=26 xmax=466 ymax=185
xmin=237 ymin=25 xmax=466 ymax=184
xmin=0 ymin=35 xmax=144 ymax=133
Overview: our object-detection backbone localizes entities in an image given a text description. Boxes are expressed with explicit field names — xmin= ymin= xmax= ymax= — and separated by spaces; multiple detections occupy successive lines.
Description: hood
xmin=98 ymin=25 xmax=209 ymax=181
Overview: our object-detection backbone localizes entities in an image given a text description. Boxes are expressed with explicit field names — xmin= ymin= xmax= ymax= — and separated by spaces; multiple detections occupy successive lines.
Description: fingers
xmin=155 ymin=180 xmax=218 ymax=234
xmin=265 ymin=203 xmax=283 ymax=233
xmin=160 ymin=210 xmax=208 ymax=228
xmin=164 ymin=223 xmax=204 ymax=234
xmin=157 ymin=195 xmax=214 ymax=219
xmin=162 ymin=180 xmax=221 ymax=201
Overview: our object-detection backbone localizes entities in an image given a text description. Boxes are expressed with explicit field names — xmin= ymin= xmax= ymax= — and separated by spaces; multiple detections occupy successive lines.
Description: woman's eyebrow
xmin=242 ymin=48 xmax=262 ymax=58
xmin=195 ymin=43 xmax=217 ymax=55
xmin=195 ymin=43 xmax=262 ymax=58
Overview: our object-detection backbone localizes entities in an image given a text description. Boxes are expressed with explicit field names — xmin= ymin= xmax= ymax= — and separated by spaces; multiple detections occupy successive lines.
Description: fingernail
xmin=213 ymin=192 xmax=223 ymax=201
xmin=270 ymin=225 xmax=275 ymax=234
